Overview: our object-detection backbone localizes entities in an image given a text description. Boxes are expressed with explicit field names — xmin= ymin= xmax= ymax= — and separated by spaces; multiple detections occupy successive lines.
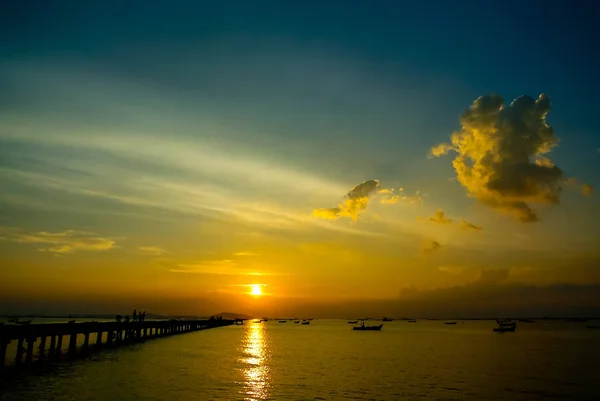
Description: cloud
xmin=431 ymin=94 xmax=565 ymax=222
xmin=167 ymin=259 xmax=275 ymax=276
xmin=234 ymin=251 xmax=261 ymax=256
xmin=422 ymin=240 xmax=442 ymax=253
xmin=460 ymin=219 xmax=482 ymax=231
xmin=437 ymin=265 xmax=465 ymax=275
xmin=1 ymin=228 xmax=116 ymax=254
xmin=137 ymin=246 xmax=168 ymax=255
xmin=312 ymin=179 xmax=380 ymax=221
xmin=428 ymin=210 xmax=452 ymax=224
xmin=565 ymin=178 xmax=593 ymax=198
xmin=475 ymin=268 xmax=510 ymax=285
xmin=380 ymin=190 xmax=423 ymax=205
xmin=400 ymin=192 xmax=423 ymax=204
xmin=377 ymin=188 xmax=394 ymax=195
xmin=380 ymin=195 xmax=400 ymax=205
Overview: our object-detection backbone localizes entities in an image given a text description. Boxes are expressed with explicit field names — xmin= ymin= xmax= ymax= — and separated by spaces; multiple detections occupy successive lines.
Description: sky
xmin=1 ymin=0 xmax=599 ymax=318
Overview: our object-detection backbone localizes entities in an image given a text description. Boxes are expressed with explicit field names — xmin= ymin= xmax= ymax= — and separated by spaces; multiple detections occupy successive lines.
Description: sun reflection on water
xmin=240 ymin=322 xmax=271 ymax=400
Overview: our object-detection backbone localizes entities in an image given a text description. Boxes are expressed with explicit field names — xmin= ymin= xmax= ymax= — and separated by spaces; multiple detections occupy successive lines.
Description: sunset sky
xmin=1 ymin=1 xmax=599 ymax=318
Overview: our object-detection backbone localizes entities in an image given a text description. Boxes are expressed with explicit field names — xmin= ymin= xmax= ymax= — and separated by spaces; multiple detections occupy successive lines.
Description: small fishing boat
xmin=293 ymin=320 xmax=300 ymax=324
xmin=444 ymin=321 xmax=457 ymax=325
xmin=382 ymin=317 xmax=393 ymax=322
xmin=494 ymin=318 xmax=517 ymax=332
xmin=347 ymin=320 xmax=358 ymax=324
xmin=278 ymin=320 xmax=287 ymax=323
xmin=493 ymin=325 xmax=516 ymax=332
xmin=408 ymin=319 xmax=417 ymax=323
xmin=352 ymin=320 xmax=383 ymax=331
xmin=302 ymin=321 xmax=310 ymax=325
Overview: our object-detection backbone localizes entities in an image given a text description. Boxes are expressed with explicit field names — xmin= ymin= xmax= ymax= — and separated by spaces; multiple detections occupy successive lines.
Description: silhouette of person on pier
xmin=132 ymin=309 xmax=138 ymax=322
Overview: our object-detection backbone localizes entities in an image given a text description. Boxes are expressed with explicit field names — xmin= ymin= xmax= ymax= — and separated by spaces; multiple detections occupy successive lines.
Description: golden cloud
xmin=460 ymin=220 xmax=482 ymax=231
xmin=380 ymin=195 xmax=400 ymax=205
xmin=422 ymin=240 xmax=442 ymax=253
xmin=1 ymin=228 xmax=116 ymax=254
xmin=428 ymin=210 xmax=452 ymax=224
xmin=137 ymin=246 xmax=168 ymax=255
xmin=312 ymin=179 xmax=380 ymax=221
xmin=431 ymin=94 xmax=565 ymax=222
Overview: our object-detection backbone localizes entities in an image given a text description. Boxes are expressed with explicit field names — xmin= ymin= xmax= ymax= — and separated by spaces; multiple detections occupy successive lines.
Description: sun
xmin=250 ymin=285 xmax=263 ymax=296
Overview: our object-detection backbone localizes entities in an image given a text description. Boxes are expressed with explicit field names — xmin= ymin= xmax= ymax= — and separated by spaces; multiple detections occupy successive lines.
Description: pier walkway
xmin=0 ymin=318 xmax=239 ymax=373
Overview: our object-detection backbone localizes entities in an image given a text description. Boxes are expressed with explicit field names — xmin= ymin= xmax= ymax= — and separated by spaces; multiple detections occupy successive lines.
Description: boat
xmin=382 ymin=317 xmax=393 ymax=322
xmin=302 ymin=321 xmax=310 ymax=325
xmin=8 ymin=316 xmax=33 ymax=324
xmin=293 ymin=320 xmax=300 ymax=324
xmin=444 ymin=321 xmax=457 ymax=325
xmin=262 ymin=318 xmax=269 ymax=322
xmin=278 ymin=320 xmax=287 ymax=323
xmin=496 ymin=319 xmax=516 ymax=327
xmin=493 ymin=318 xmax=517 ymax=332
xmin=347 ymin=320 xmax=358 ymax=324
xmin=493 ymin=325 xmax=516 ymax=332
xmin=352 ymin=320 xmax=383 ymax=331
xmin=408 ymin=319 xmax=416 ymax=323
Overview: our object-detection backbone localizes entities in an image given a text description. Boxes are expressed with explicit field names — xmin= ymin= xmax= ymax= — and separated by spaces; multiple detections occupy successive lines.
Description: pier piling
xmin=1 ymin=318 xmax=239 ymax=375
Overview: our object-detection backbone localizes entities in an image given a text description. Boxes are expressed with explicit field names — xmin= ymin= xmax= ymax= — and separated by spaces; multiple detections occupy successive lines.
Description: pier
xmin=0 ymin=318 xmax=238 ymax=374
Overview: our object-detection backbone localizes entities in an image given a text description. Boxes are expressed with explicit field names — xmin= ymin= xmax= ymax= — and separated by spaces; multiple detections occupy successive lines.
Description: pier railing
xmin=0 ymin=319 xmax=239 ymax=372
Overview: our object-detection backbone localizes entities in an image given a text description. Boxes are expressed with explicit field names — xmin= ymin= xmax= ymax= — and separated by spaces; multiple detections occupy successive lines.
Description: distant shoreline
xmin=1 ymin=315 xmax=598 ymax=321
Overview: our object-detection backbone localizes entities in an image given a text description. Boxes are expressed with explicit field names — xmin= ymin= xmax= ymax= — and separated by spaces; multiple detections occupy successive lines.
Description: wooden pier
xmin=0 ymin=318 xmax=238 ymax=373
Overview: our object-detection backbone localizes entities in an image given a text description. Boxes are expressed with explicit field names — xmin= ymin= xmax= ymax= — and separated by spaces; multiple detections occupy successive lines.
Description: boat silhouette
xmin=352 ymin=320 xmax=383 ymax=331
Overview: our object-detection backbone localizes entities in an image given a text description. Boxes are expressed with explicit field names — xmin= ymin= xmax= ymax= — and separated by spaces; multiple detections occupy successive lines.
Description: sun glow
xmin=250 ymin=285 xmax=263 ymax=296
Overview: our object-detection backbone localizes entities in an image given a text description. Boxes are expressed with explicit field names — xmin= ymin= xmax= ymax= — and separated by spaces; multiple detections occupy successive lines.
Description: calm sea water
xmin=1 ymin=319 xmax=599 ymax=400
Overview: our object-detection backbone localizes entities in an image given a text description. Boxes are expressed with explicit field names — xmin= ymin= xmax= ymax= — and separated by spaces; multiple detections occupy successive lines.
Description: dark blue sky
xmin=3 ymin=1 xmax=599 ymax=124
xmin=1 ymin=0 xmax=599 ymax=180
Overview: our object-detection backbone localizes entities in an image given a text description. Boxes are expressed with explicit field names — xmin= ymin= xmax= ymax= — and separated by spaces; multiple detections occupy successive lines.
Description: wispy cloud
xmin=137 ymin=246 xmax=168 ymax=256
xmin=168 ymin=259 xmax=275 ymax=276
xmin=460 ymin=220 xmax=482 ymax=231
xmin=422 ymin=240 xmax=442 ymax=253
xmin=428 ymin=210 xmax=452 ymax=224
xmin=234 ymin=251 xmax=261 ymax=256
xmin=0 ymin=227 xmax=115 ymax=254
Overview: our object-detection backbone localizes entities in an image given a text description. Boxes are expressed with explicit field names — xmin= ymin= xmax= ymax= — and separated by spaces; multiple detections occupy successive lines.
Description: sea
xmin=1 ymin=319 xmax=599 ymax=401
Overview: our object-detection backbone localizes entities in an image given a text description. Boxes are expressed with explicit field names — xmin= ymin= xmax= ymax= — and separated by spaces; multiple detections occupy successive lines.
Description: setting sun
xmin=250 ymin=285 xmax=263 ymax=296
